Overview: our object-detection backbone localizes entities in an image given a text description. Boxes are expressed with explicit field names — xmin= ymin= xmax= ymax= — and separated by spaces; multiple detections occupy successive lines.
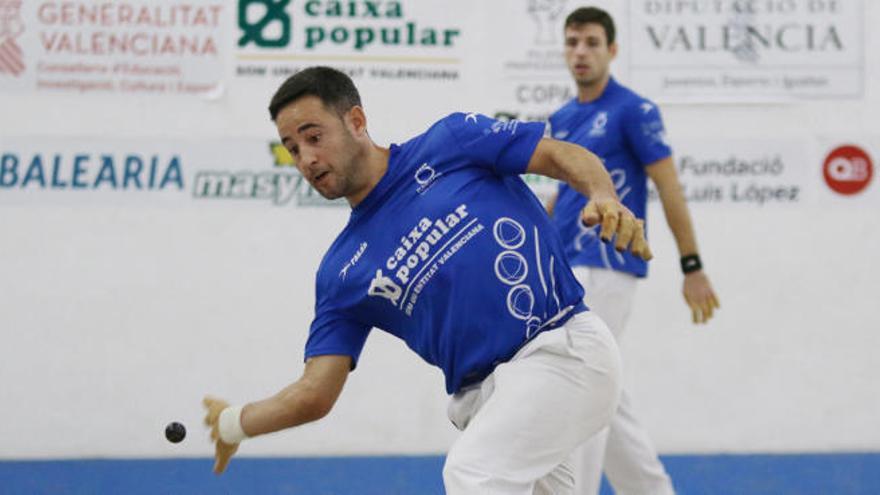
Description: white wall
xmin=1 ymin=0 xmax=878 ymax=459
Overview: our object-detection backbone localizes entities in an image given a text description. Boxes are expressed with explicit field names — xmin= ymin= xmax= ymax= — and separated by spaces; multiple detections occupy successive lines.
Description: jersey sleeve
xmin=305 ymin=281 xmax=371 ymax=370
xmin=441 ymin=112 xmax=546 ymax=175
xmin=621 ymin=100 xmax=673 ymax=166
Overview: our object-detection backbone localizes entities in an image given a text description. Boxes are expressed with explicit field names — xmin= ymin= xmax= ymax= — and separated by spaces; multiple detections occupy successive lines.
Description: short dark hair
xmin=268 ymin=66 xmax=362 ymax=121
xmin=564 ymin=7 xmax=616 ymax=45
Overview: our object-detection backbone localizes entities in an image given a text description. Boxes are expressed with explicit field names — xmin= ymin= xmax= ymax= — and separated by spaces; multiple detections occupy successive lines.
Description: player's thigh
xmin=447 ymin=317 xmax=621 ymax=476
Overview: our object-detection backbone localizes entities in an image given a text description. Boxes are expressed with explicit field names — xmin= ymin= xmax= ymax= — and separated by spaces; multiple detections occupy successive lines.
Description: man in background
xmin=546 ymin=7 xmax=721 ymax=494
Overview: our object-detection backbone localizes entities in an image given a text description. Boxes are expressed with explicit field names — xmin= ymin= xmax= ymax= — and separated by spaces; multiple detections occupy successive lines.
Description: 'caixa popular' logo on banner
xmin=237 ymin=0 xmax=461 ymax=52
xmin=238 ymin=0 xmax=292 ymax=48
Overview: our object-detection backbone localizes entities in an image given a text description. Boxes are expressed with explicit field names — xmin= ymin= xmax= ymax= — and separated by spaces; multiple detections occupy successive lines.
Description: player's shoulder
xmin=609 ymin=79 xmax=661 ymax=117
xmin=549 ymin=98 xmax=579 ymax=120
xmin=438 ymin=111 xmax=495 ymax=133
xmin=430 ymin=112 xmax=521 ymax=149
xmin=608 ymin=78 xmax=648 ymax=102
xmin=547 ymin=99 xmax=579 ymax=139
xmin=392 ymin=113 xmax=476 ymax=159
xmin=394 ymin=112 xmax=481 ymax=146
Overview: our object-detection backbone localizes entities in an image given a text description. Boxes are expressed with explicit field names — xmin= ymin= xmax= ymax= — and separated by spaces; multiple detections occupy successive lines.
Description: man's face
xmin=275 ymin=96 xmax=364 ymax=201
xmin=564 ymin=23 xmax=617 ymax=87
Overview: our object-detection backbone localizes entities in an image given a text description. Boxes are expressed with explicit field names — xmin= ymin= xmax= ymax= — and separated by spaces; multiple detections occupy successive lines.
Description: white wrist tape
xmin=218 ymin=405 xmax=248 ymax=444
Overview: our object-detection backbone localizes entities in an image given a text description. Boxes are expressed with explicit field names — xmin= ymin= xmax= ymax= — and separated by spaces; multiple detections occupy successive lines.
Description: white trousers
xmin=443 ymin=312 xmax=622 ymax=495
xmin=571 ymin=266 xmax=675 ymax=495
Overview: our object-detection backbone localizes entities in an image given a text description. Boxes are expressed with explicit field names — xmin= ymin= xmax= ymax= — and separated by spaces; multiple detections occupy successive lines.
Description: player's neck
xmin=576 ymin=75 xmax=611 ymax=103
xmin=346 ymin=144 xmax=390 ymax=208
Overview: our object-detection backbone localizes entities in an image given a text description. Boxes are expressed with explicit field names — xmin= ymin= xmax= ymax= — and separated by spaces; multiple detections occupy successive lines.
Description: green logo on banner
xmin=238 ymin=0 xmax=291 ymax=48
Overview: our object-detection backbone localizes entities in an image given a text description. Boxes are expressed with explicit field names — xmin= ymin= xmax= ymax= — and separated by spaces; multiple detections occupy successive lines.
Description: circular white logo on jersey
xmin=493 ymin=217 xmax=526 ymax=249
xmin=414 ymin=163 xmax=436 ymax=186
xmin=507 ymin=285 xmax=535 ymax=320
xmin=494 ymin=250 xmax=528 ymax=285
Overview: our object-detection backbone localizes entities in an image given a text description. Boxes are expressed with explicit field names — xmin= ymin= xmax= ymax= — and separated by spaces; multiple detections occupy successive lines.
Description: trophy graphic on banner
xmin=528 ymin=0 xmax=567 ymax=45
xmin=0 ymin=0 xmax=24 ymax=76
xmin=728 ymin=9 xmax=759 ymax=64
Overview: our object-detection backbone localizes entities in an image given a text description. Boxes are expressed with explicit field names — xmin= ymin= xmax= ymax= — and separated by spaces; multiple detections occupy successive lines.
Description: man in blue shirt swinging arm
xmin=203 ymin=66 xmax=651 ymax=495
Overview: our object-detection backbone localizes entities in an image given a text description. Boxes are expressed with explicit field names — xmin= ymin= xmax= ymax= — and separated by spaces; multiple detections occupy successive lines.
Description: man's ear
xmin=609 ymin=42 xmax=618 ymax=60
xmin=346 ymin=106 xmax=368 ymax=137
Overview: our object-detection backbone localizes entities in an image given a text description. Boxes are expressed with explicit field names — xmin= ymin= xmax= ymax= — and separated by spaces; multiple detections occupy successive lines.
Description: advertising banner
xmin=647 ymin=137 xmax=877 ymax=207
xmin=6 ymin=135 xmax=873 ymax=208
xmin=0 ymin=137 xmax=343 ymax=207
xmin=647 ymin=138 xmax=810 ymax=207
xmin=0 ymin=0 xmax=229 ymax=96
xmin=232 ymin=3 xmax=467 ymax=90
xmin=627 ymin=0 xmax=865 ymax=102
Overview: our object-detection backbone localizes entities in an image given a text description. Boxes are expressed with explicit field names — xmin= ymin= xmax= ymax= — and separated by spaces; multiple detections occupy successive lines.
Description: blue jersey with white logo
xmin=306 ymin=113 xmax=587 ymax=394
xmin=549 ymin=78 xmax=672 ymax=277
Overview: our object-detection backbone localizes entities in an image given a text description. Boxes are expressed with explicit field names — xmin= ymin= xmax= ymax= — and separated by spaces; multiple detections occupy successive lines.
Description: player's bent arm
xmin=528 ymin=138 xmax=652 ymax=259
xmin=526 ymin=138 xmax=617 ymax=201
xmin=645 ymin=157 xmax=698 ymax=257
xmin=240 ymin=354 xmax=351 ymax=436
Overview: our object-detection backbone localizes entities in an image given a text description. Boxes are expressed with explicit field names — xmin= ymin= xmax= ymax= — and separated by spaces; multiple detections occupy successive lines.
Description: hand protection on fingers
xmin=581 ymin=200 xmax=653 ymax=260
xmin=614 ymin=213 xmax=637 ymax=252
xmin=213 ymin=440 xmax=239 ymax=474
xmin=203 ymin=396 xmax=239 ymax=475
xmin=598 ymin=204 xmax=620 ymax=241
xmin=629 ymin=219 xmax=653 ymax=261
xmin=581 ymin=201 xmax=601 ymax=226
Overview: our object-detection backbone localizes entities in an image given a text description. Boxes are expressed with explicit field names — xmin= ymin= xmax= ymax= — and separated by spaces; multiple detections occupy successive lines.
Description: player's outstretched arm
xmin=646 ymin=157 xmax=720 ymax=323
xmin=203 ymin=354 xmax=352 ymax=474
xmin=527 ymin=138 xmax=652 ymax=260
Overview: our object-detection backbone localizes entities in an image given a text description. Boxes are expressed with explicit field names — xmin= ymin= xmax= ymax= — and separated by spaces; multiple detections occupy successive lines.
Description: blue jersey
xmin=306 ymin=113 xmax=587 ymax=394
xmin=549 ymin=78 xmax=672 ymax=277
